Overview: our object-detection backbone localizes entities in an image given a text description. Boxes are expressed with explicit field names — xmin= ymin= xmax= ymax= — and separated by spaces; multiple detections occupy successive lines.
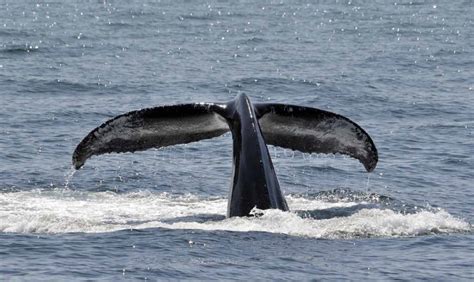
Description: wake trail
xmin=0 ymin=189 xmax=470 ymax=238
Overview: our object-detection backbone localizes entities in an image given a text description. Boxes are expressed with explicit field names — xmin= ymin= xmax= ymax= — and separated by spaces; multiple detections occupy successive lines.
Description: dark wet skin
xmin=222 ymin=94 xmax=289 ymax=217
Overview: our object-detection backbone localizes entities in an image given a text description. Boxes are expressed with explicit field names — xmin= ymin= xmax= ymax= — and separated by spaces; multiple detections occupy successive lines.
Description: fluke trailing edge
xmin=73 ymin=94 xmax=378 ymax=217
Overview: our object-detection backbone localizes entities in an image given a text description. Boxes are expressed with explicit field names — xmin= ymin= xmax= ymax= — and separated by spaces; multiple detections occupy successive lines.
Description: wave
xmin=232 ymin=77 xmax=322 ymax=88
xmin=178 ymin=11 xmax=246 ymax=21
xmin=1 ymin=44 xmax=40 ymax=54
xmin=16 ymin=78 xmax=125 ymax=94
xmin=0 ymin=29 xmax=32 ymax=38
xmin=0 ymin=189 xmax=469 ymax=238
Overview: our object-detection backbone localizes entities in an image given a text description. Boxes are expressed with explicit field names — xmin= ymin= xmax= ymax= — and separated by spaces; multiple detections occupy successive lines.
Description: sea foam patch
xmin=0 ymin=190 xmax=470 ymax=238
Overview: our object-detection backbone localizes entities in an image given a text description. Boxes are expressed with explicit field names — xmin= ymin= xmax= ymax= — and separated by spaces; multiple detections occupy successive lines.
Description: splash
xmin=0 ymin=189 xmax=470 ymax=238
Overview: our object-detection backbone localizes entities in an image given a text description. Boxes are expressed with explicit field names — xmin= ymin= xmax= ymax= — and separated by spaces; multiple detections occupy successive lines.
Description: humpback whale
xmin=73 ymin=94 xmax=377 ymax=217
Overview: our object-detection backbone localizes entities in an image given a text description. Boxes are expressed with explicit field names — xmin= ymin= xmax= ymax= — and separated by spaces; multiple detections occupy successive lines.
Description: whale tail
xmin=73 ymin=101 xmax=377 ymax=172
xmin=72 ymin=103 xmax=230 ymax=169
xmin=254 ymin=103 xmax=378 ymax=172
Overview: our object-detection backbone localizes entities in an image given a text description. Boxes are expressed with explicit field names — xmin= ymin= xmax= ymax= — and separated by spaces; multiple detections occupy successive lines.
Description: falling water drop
xmin=365 ymin=173 xmax=371 ymax=192
xmin=64 ymin=166 xmax=77 ymax=189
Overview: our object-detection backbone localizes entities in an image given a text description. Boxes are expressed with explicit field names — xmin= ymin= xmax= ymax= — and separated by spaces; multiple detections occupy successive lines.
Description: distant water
xmin=0 ymin=0 xmax=472 ymax=280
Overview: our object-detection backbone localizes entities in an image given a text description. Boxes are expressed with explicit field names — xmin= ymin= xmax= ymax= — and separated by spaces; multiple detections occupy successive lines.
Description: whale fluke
xmin=73 ymin=103 xmax=229 ymax=169
xmin=73 ymin=94 xmax=378 ymax=217
xmin=255 ymin=104 xmax=378 ymax=172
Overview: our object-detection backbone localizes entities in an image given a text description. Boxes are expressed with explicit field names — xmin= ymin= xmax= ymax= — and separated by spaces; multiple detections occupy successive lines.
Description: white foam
xmin=0 ymin=190 xmax=470 ymax=238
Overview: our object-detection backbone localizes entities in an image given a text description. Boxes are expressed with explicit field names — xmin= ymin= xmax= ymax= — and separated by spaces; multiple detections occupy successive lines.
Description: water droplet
xmin=64 ymin=167 xmax=77 ymax=189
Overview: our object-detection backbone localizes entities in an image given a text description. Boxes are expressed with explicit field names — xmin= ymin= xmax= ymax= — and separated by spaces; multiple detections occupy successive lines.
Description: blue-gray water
xmin=1 ymin=0 xmax=473 ymax=280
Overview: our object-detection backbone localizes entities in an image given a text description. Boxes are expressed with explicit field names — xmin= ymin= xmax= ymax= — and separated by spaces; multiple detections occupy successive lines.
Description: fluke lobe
xmin=73 ymin=94 xmax=378 ymax=217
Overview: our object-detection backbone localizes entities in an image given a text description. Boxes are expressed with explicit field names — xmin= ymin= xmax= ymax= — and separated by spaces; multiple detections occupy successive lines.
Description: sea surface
xmin=0 ymin=0 xmax=473 ymax=280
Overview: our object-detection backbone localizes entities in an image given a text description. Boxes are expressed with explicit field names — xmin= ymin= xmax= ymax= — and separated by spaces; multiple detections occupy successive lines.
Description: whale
xmin=73 ymin=94 xmax=378 ymax=217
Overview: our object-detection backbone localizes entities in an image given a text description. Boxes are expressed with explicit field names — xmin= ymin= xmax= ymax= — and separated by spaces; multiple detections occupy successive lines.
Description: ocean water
xmin=0 ymin=0 xmax=473 ymax=280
